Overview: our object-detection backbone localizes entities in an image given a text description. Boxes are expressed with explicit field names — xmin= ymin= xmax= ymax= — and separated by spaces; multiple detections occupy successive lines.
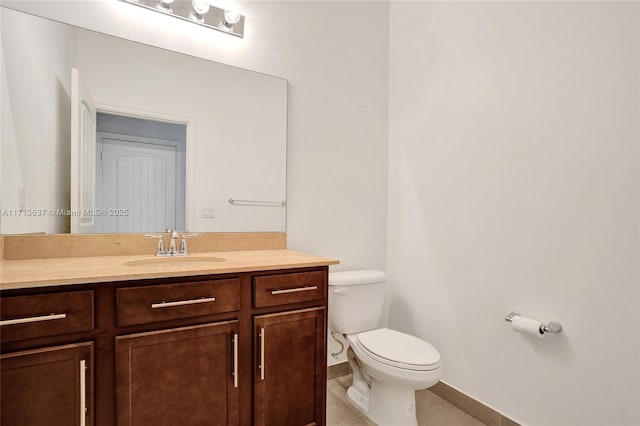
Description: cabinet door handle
xmin=232 ymin=333 xmax=239 ymax=388
xmin=259 ymin=328 xmax=265 ymax=381
xmin=271 ymin=285 xmax=318 ymax=295
xmin=80 ymin=359 xmax=87 ymax=426
xmin=0 ymin=312 xmax=66 ymax=326
xmin=151 ymin=297 xmax=216 ymax=309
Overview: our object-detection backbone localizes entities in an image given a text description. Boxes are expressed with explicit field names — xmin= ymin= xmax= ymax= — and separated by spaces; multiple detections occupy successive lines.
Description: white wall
xmin=2 ymin=0 xmax=389 ymax=270
xmin=1 ymin=8 xmax=75 ymax=233
xmin=388 ymin=2 xmax=639 ymax=426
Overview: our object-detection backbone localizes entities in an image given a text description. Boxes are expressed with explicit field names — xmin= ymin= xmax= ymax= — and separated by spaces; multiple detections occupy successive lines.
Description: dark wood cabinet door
xmin=254 ymin=307 xmax=326 ymax=426
xmin=1 ymin=342 xmax=94 ymax=426
xmin=116 ymin=320 xmax=240 ymax=426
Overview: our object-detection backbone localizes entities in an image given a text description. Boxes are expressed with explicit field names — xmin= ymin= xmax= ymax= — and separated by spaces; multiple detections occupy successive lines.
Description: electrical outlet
xmin=202 ymin=206 xmax=215 ymax=218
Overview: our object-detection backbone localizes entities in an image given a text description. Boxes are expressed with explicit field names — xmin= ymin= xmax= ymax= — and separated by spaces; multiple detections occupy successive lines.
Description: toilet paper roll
xmin=511 ymin=315 xmax=545 ymax=338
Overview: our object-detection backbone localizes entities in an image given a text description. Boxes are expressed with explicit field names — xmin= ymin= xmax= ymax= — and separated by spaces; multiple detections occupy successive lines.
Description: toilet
xmin=329 ymin=270 xmax=442 ymax=426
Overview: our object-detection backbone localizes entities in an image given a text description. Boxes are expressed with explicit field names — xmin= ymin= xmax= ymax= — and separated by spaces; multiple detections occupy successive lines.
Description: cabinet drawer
xmin=0 ymin=291 xmax=94 ymax=343
xmin=253 ymin=271 xmax=325 ymax=308
xmin=117 ymin=279 xmax=240 ymax=327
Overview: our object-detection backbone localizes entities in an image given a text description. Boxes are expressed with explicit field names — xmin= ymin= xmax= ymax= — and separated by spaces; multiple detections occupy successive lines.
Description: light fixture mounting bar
xmin=120 ymin=0 xmax=245 ymax=38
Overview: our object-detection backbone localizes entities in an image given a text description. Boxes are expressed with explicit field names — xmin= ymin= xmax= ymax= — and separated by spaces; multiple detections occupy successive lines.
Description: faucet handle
xmin=178 ymin=233 xmax=198 ymax=255
xmin=145 ymin=234 xmax=166 ymax=256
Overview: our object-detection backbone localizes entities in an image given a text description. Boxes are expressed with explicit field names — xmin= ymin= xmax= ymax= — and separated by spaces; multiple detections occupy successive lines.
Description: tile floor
xmin=327 ymin=375 xmax=487 ymax=426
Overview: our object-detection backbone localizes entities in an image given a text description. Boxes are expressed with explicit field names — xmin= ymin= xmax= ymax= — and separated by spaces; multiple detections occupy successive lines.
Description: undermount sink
xmin=122 ymin=256 xmax=226 ymax=267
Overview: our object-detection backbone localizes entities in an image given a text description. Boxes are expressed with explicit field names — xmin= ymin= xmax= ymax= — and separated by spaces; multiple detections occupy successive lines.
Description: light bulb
xmin=192 ymin=0 xmax=210 ymax=16
xmin=223 ymin=9 xmax=241 ymax=26
xmin=158 ymin=0 xmax=174 ymax=10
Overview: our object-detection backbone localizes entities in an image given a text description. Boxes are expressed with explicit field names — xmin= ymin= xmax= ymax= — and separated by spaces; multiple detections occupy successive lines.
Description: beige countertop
xmin=0 ymin=249 xmax=339 ymax=290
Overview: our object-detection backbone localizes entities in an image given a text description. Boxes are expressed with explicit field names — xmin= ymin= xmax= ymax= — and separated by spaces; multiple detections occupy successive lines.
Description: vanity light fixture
xmin=120 ymin=0 xmax=245 ymax=38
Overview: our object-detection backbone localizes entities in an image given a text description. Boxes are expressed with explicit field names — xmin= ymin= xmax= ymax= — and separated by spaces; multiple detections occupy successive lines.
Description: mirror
xmin=1 ymin=7 xmax=288 ymax=234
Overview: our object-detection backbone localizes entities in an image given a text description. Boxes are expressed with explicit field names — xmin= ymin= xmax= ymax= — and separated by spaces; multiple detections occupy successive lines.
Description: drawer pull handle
xmin=259 ymin=328 xmax=265 ymax=381
xmin=151 ymin=297 xmax=216 ymax=309
xmin=271 ymin=285 xmax=318 ymax=295
xmin=80 ymin=359 xmax=87 ymax=426
xmin=232 ymin=333 xmax=239 ymax=388
xmin=0 ymin=313 xmax=67 ymax=326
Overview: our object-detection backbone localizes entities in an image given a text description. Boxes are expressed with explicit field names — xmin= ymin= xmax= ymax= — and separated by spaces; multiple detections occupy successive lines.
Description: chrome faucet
xmin=145 ymin=229 xmax=198 ymax=257
xmin=168 ymin=229 xmax=179 ymax=255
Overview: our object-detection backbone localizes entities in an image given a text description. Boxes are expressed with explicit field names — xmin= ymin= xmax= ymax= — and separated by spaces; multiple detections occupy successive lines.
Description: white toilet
xmin=329 ymin=270 xmax=442 ymax=426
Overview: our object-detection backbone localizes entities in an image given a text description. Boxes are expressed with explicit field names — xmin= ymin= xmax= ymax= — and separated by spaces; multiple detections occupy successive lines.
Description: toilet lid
xmin=356 ymin=328 xmax=441 ymax=371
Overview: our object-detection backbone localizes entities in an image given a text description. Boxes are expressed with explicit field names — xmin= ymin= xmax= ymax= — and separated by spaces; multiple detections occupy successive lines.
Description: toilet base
xmin=347 ymin=379 xmax=419 ymax=426
xmin=347 ymin=381 xmax=370 ymax=414
xmin=369 ymin=380 xmax=418 ymax=426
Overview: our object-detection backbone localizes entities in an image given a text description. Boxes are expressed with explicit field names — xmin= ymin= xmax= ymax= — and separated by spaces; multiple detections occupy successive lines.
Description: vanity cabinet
xmin=0 ymin=342 xmax=93 ymax=426
xmin=254 ymin=308 xmax=325 ymax=426
xmin=0 ymin=290 xmax=95 ymax=426
xmin=116 ymin=321 xmax=240 ymax=426
xmin=0 ymin=266 xmax=328 ymax=426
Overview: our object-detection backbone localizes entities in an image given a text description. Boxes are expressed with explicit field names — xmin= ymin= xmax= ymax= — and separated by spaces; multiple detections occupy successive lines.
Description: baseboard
xmin=430 ymin=381 xmax=521 ymax=426
xmin=327 ymin=361 xmax=350 ymax=380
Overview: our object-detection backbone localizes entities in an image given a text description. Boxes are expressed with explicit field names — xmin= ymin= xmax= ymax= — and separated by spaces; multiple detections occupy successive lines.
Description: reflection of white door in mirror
xmin=70 ymin=67 xmax=97 ymax=233
xmin=97 ymin=133 xmax=186 ymax=233
xmin=95 ymin=112 xmax=186 ymax=233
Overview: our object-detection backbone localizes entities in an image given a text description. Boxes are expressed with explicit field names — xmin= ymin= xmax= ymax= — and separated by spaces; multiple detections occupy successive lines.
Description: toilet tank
xmin=328 ymin=270 xmax=386 ymax=335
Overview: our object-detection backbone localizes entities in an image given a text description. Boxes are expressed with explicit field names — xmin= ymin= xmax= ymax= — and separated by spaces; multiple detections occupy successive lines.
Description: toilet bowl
xmin=329 ymin=271 xmax=442 ymax=426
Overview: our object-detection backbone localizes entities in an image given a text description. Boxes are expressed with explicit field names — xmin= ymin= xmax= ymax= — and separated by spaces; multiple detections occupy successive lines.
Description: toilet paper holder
xmin=505 ymin=311 xmax=562 ymax=334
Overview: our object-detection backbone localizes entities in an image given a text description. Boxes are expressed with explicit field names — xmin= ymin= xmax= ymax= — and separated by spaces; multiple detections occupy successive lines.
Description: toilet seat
xmin=353 ymin=328 xmax=441 ymax=371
